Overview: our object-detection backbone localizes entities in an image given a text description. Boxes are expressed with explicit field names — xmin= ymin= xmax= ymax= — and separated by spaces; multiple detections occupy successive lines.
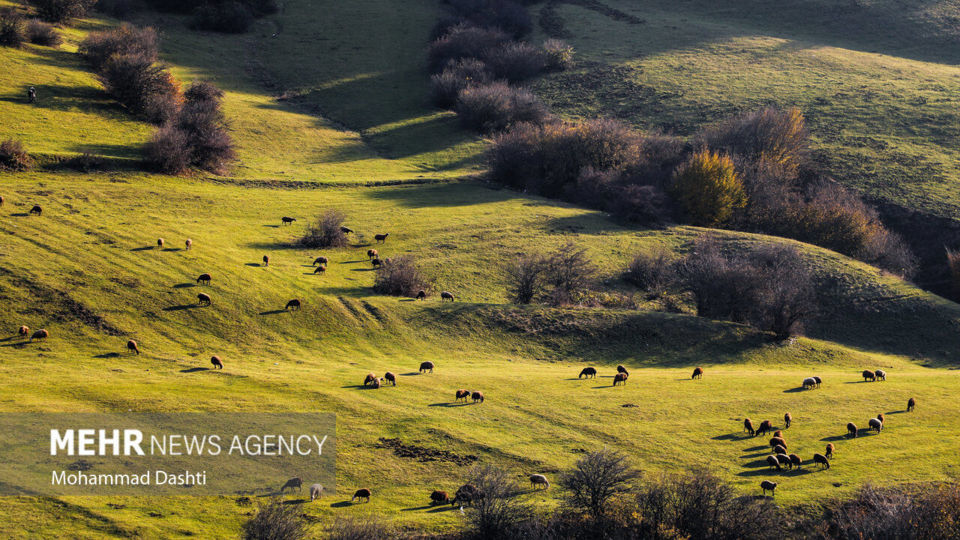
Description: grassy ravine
xmin=1 ymin=0 xmax=960 ymax=537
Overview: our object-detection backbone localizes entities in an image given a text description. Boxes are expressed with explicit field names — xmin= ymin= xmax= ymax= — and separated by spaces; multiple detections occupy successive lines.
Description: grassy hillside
xmin=3 ymin=0 xmax=960 ymax=537
xmin=531 ymin=0 xmax=960 ymax=220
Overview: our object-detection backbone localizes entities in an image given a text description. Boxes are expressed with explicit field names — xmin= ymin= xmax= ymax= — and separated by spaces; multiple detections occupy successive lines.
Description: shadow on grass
xmin=245 ymin=262 xmax=265 ymax=267
xmin=399 ymin=372 xmax=420 ymax=376
xmin=10 ymin=213 xmax=30 ymax=217
xmin=428 ymin=402 xmax=470 ymax=407
xmin=173 ymin=283 xmax=196 ymax=288
xmin=427 ymin=505 xmax=458 ymax=513
xmin=94 ymin=352 xmax=121 ymax=359
xmin=163 ymin=304 xmax=199 ymax=311
xmin=711 ymin=433 xmax=751 ymax=441
xmin=330 ymin=501 xmax=356 ymax=508
xmin=744 ymin=445 xmax=768 ymax=452
xmin=737 ymin=468 xmax=778 ymax=477
xmin=162 ymin=248 xmax=182 ymax=252
xmin=281 ymin=499 xmax=307 ymax=505
xmin=259 ymin=310 xmax=288 ymax=315
xmin=180 ymin=367 xmax=210 ymax=373
xmin=821 ymin=435 xmax=851 ymax=442
xmin=351 ymin=268 xmax=376 ymax=272
xmin=130 ymin=246 xmax=155 ymax=252
xmin=783 ymin=387 xmax=808 ymax=393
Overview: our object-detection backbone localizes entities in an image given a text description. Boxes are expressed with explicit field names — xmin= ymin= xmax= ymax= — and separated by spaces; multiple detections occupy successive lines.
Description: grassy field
xmin=3 ymin=0 xmax=960 ymax=537
xmin=530 ymin=0 xmax=960 ymax=219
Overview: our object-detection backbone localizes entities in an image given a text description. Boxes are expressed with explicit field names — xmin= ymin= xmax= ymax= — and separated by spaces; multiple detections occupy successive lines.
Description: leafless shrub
xmin=506 ymin=254 xmax=548 ymax=304
xmin=192 ymin=1 xmax=254 ymax=33
xmin=0 ymin=8 xmax=25 ymax=47
xmin=462 ymin=464 xmax=531 ymax=540
xmin=456 ymin=82 xmax=548 ymax=133
xmin=543 ymin=242 xmax=598 ymax=306
xmin=542 ymin=38 xmax=574 ymax=71
xmin=818 ymin=483 xmax=960 ymax=540
xmin=699 ymin=106 xmax=810 ymax=176
xmin=79 ymin=24 xmax=159 ymax=71
xmin=624 ymin=248 xmax=677 ymax=297
xmin=430 ymin=57 xmax=492 ymax=109
xmin=240 ymin=499 xmax=310 ymax=540
xmin=561 ymin=448 xmax=639 ymax=522
xmin=96 ymin=51 xmax=181 ymax=124
xmin=0 ymin=139 xmax=33 ymax=171
xmin=373 ymin=256 xmax=429 ymax=297
xmin=25 ymin=19 xmax=60 ymax=47
xmin=298 ymin=210 xmax=348 ymax=248
xmin=428 ymin=23 xmax=511 ymax=72
xmin=327 ymin=516 xmax=393 ymax=540
xmin=28 ymin=0 xmax=96 ymax=24
xmin=482 ymin=41 xmax=546 ymax=82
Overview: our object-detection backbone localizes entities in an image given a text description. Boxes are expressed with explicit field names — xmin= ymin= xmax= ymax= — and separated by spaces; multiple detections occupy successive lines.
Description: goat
xmin=375 ymin=233 xmax=389 ymax=243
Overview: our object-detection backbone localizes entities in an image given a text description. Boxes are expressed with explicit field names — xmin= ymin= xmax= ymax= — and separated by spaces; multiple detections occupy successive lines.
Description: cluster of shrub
xmin=0 ymin=6 xmax=63 ymax=48
xmin=489 ymin=107 xmax=916 ymax=278
xmin=97 ymin=0 xmax=277 ymax=34
xmin=242 ymin=448 xmax=960 ymax=540
xmin=79 ymin=25 xmax=235 ymax=174
xmin=428 ymin=0 xmax=574 ymax=134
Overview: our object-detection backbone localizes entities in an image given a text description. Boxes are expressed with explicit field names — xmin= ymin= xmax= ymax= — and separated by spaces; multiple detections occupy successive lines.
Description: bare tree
xmin=241 ymin=499 xmax=310 ymax=540
xmin=544 ymin=241 xmax=597 ymax=306
xmin=506 ymin=254 xmax=547 ymax=304
xmin=561 ymin=448 xmax=639 ymax=521
xmin=462 ymin=464 xmax=531 ymax=540
xmin=297 ymin=209 xmax=348 ymax=248
xmin=624 ymin=247 xmax=677 ymax=297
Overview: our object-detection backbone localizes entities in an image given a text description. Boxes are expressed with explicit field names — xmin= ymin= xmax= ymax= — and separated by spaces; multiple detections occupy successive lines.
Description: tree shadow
xmin=163 ymin=304 xmax=199 ymax=311
xmin=259 ymin=310 xmax=288 ymax=315
xmin=173 ymin=283 xmax=196 ymax=289
xmin=94 ymin=352 xmax=121 ymax=359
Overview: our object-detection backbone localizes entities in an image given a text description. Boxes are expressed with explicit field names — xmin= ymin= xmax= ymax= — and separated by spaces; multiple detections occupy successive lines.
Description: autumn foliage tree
xmin=670 ymin=150 xmax=747 ymax=227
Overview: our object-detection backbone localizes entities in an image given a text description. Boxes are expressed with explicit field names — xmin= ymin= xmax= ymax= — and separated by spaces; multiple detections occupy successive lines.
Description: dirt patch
xmin=375 ymin=437 xmax=478 ymax=466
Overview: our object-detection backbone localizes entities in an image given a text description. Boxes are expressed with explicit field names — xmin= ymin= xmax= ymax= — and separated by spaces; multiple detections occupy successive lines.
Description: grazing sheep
xmin=29 ymin=205 xmax=42 ymax=215
xmin=875 ymin=369 xmax=886 ymax=381
xmin=313 ymin=256 xmax=328 ymax=266
xmin=375 ymin=233 xmax=389 ymax=243
xmin=197 ymin=273 xmax=211 ymax=285
xmin=280 ymin=477 xmax=302 ymax=493
xmin=384 ymin=372 xmax=396 ymax=386
xmin=0 ymin=195 xmax=4 ymax=206
xmin=825 ymin=443 xmax=834 ymax=459
xmin=363 ymin=373 xmax=378 ymax=386
xmin=416 ymin=290 xmax=426 ymax=300
xmin=430 ymin=490 xmax=449 ymax=505
xmin=776 ymin=454 xmax=791 ymax=468
xmin=351 ymin=488 xmax=371 ymax=503
xmin=862 ymin=370 xmax=876 ymax=382
xmin=285 ymin=299 xmax=301 ymax=311
xmin=813 ymin=453 xmax=830 ymax=469
xmin=452 ymin=484 xmax=481 ymax=506
xmin=126 ymin=339 xmax=140 ymax=355
xmin=157 ymin=238 xmax=164 ymax=249
xmin=471 ymin=391 xmax=484 ymax=404
xmin=691 ymin=367 xmax=703 ymax=379
xmin=185 ymin=239 xmax=192 ymax=250
xmin=367 ymin=249 xmax=378 ymax=259
xmin=907 ymin=397 xmax=916 ymax=412
xmin=617 ymin=365 xmax=629 ymax=375
xmin=419 ymin=361 xmax=434 ymax=373
xmin=766 ymin=455 xmax=781 ymax=470
xmin=578 ymin=367 xmax=597 ymax=379
xmin=813 ymin=375 xmax=822 ymax=388
xmin=455 ymin=389 xmax=470 ymax=402
xmin=868 ymin=418 xmax=883 ymax=433
xmin=784 ymin=412 xmax=792 ymax=429
xmin=371 ymin=377 xmax=382 ymax=389
xmin=877 ymin=413 xmax=884 ymax=424
xmin=30 ymin=329 xmax=48 ymax=341
xmin=761 ymin=480 xmax=778 ymax=496
xmin=211 ymin=355 xmax=223 ymax=369
xmin=314 ymin=265 xmax=326 ymax=275
xmin=371 ymin=258 xmax=382 ymax=268
xmin=310 ymin=484 xmax=323 ymax=501
xmin=757 ymin=420 xmax=773 ymax=437
xmin=262 ymin=255 xmax=269 ymax=267
xmin=530 ymin=474 xmax=549 ymax=489
xmin=18 ymin=325 xmax=29 ymax=337
xmin=613 ymin=372 xmax=628 ymax=386
xmin=197 ymin=292 xmax=211 ymax=306
xmin=281 ymin=216 xmax=296 ymax=225
xmin=340 ymin=226 xmax=353 ymax=234
xmin=847 ymin=422 xmax=858 ymax=438
xmin=789 ymin=454 xmax=802 ymax=470
xmin=440 ymin=291 xmax=455 ymax=302
xmin=802 ymin=377 xmax=817 ymax=390
xmin=774 ymin=445 xmax=787 ymax=456
xmin=744 ymin=418 xmax=755 ymax=436
xmin=773 ymin=430 xmax=783 ymax=439
xmin=770 ymin=437 xmax=787 ymax=450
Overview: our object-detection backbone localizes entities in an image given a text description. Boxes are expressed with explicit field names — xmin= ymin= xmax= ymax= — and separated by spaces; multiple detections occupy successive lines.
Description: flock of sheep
xmin=5 ymin=203 xmax=926 ymax=506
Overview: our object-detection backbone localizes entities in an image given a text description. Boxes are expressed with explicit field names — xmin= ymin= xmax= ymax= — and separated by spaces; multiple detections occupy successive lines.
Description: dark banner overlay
xmin=0 ymin=413 xmax=335 ymax=496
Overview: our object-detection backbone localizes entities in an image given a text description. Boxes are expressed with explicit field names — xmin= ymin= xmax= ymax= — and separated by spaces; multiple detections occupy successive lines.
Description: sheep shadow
xmin=428 ymin=402 xmax=470 ymax=407
xmin=163 ymin=304 xmax=200 ymax=311
xmin=263 ymin=224 xmax=280 ymax=228
xmin=341 ymin=385 xmax=379 ymax=391
xmin=329 ymin=501 xmax=355 ymax=508
xmin=351 ymin=268 xmax=376 ymax=272
xmin=281 ymin=498 xmax=308 ymax=505
xmin=0 ymin=342 xmax=28 ymax=348
xmin=259 ymin=310 xmax=288 ymax=315
xmin=711 ymin=433 xmax=749 ymax=441
xmin=886 ymin=410 xmax=908 ymax=415
xmin=784 ymin=468 xmax=816 ymax=476
xmin=737 ymin=468 xmax=779 ymax=477
xmin=399 ymin=372 xmax=421 ymax=376
xmin=741 ymin=452 xmax=769 ymax=459
xmin=94 ymin=352 xmax=121 ymax=359
xmin=744 ymin=445 xmax=768 ymax=451
xmin=426 ymin=505 xmax=458 ymax=513
xmin=783 ymin=387 xmax=808 ymax=393
xmin=130 ymin=246 xmax=155 ymax=252
xmin=162 ymin=248 xmax=182 ymax=252
xmin=821 ymin=435 xmax=851 ymax=441
xmin=742 ymin=459 xmax=773 ymax=468
xmin=245 ymin=263 xmax=264 ymax=267
xmin=844 ymin=380 xmax=872 ymax=384
xmin=10 ymin=212 xmax=30 ymax=217
xmin=180 ymin=367 xmax=210 ymax=373
xmin=400 ymin=504 xmax=435 ymax=512
xmin=173 ymin=283 xmax=196 ymax=289
xmin=342 ymin=259 xmax=368 ymax=264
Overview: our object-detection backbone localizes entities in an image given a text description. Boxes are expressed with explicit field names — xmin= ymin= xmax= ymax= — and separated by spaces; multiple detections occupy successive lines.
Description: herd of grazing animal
xmin=750 ymin=369 xmax=917 ymax=496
